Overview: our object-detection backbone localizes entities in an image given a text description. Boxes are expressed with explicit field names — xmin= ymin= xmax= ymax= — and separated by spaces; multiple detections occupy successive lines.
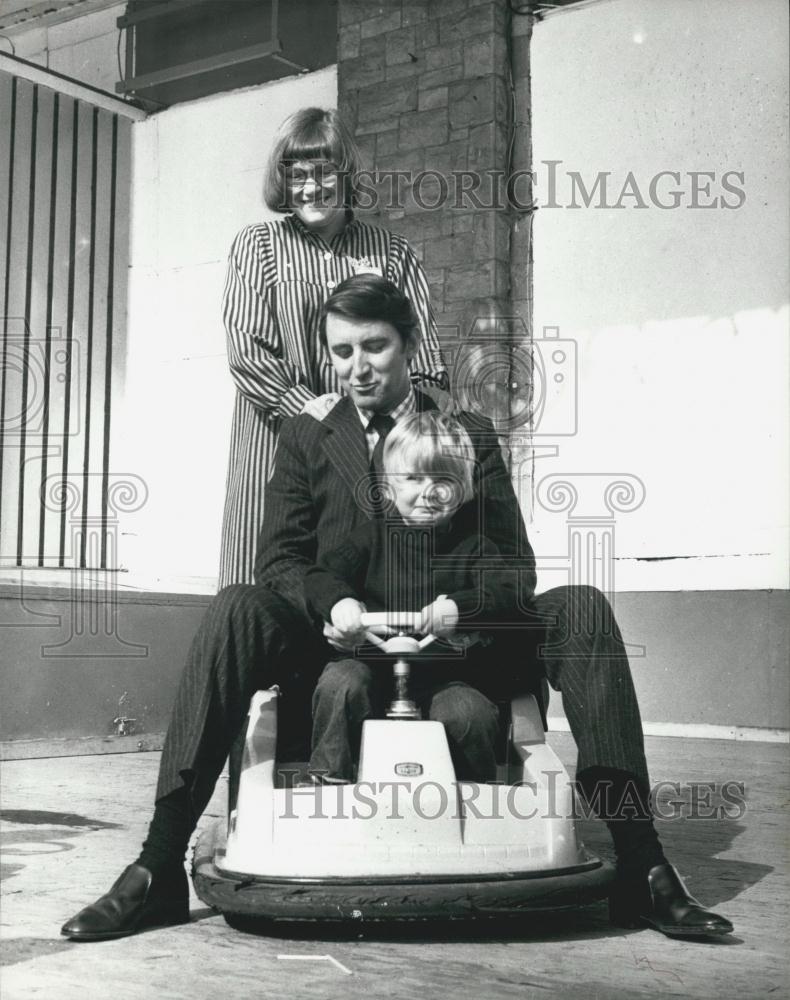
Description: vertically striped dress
xmin=218 ymin=213 xmax=447 ymax=588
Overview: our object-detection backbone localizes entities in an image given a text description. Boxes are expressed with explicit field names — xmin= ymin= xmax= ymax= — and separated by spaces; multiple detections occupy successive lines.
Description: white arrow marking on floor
xmin=277 ymin=955 xmax=352 ymax=975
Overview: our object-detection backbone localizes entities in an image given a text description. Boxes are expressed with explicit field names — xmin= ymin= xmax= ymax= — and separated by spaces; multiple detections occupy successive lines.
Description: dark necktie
xmin=369 ymin=413 xmax=395 ymax=476
xmin=368 ymin=413 xmax=395 ymax=515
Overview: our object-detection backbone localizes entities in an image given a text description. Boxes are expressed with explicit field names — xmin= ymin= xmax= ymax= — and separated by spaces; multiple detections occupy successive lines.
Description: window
xmin=1 ymin=61 xmax=135 ymax=571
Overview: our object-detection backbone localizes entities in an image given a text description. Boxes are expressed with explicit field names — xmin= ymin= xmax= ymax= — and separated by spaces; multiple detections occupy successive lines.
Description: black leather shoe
xmin=610 ymin=863 xmax=734 ymax=938
xmin=61 ymin=863 xmax=189 ymax=941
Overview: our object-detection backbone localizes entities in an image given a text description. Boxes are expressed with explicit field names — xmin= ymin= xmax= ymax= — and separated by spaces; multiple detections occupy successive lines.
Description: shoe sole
xmin=611 ymin=913 xmax=733 ymax=938
xmin=642 ymin=918 xmax=733 ymax=938
xmin=61 ymin=911 xmax=189 ymax=942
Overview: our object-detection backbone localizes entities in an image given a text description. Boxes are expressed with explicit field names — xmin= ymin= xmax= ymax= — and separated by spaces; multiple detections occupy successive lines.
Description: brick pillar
xmin=337 ymin=0 xmax=513 ymax=335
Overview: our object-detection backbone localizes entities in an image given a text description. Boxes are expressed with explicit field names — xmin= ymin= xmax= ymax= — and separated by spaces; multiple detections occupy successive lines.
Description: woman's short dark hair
xmin=263 ymin=107 xmax=363 ymax=212
xmin=319 ymin=275 xmax=420 ymax=348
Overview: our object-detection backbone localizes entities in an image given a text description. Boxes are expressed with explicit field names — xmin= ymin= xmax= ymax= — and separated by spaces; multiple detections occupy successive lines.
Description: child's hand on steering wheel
xmin=420 ymin=595 xmax=459 ymax=638
xmin=326 ymin=598 xmax=368 ymax=650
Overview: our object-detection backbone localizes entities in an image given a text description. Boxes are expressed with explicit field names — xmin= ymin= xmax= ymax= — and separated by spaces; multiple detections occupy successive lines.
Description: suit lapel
xmin=320 ymin=397 xmax=370 ymax=501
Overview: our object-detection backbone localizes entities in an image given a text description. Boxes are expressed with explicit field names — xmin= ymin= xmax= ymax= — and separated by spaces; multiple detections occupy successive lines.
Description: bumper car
xmin=192 ymin=613 xmax=614 ymax=924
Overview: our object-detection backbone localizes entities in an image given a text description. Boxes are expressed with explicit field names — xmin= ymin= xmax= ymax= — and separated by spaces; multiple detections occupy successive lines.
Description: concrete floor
xmin=1 ymin=733 xmax=788 ymax=1000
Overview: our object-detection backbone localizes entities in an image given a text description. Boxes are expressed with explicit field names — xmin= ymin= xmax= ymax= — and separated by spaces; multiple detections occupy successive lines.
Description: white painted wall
xmin=115 ymin=67 xmax=338 ymax=593
xmin=529 ymin=0 xmax=789 ymax=593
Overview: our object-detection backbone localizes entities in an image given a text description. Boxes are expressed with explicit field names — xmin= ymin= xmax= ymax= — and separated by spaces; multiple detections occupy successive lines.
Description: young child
xmin=303 ymin=411 xmax=520 ymax=784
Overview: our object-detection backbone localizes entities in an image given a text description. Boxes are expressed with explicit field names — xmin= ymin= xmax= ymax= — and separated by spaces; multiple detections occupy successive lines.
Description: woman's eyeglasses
xmin=284 ymin=161 xmax=342 ymax=190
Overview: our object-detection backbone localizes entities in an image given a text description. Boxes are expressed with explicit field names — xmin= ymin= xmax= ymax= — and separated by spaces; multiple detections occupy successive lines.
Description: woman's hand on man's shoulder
xmin=300 ymin=393 xmax=342 ymax=421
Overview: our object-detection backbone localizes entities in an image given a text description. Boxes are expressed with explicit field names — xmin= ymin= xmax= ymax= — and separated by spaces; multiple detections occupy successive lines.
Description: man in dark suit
xmin=62 ymin=276 xmax=732 ymax=942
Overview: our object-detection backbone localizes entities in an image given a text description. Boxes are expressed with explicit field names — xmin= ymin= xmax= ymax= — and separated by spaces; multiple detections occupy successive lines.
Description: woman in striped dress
xmin=219 ymin=108 xmax=447 ymax=587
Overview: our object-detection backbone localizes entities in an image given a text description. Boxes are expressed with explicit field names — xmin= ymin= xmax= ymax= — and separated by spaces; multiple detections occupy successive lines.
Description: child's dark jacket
xmin=304 ymin=503 xmax=521 ymax=682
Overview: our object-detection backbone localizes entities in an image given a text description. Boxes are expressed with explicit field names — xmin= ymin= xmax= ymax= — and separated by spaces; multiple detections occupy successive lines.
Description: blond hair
xmin=383 ymin=411 xmax=475 ymax=505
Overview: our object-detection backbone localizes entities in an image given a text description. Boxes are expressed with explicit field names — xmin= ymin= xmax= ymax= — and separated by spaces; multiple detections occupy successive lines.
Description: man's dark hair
xmin=318 ymin=274 xmax=420 ymax=348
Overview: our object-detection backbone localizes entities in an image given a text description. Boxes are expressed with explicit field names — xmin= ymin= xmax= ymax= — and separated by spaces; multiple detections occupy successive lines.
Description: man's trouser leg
xmin=530 ymin=584 xmax=649 ymax=786
xmin=528 ymin=585 xmax=665 ymax=876
xmin=154 ymin=584 xmax=320 ymax=822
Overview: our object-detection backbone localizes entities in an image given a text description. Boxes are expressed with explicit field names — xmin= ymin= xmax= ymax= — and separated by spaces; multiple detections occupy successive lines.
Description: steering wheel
xmin=359 ymin=612 xmax=436 ymax=652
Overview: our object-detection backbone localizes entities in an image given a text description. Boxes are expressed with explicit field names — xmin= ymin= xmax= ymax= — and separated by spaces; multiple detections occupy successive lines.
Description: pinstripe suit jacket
xmin=254 ymin=392 xmax=537 ymax=620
